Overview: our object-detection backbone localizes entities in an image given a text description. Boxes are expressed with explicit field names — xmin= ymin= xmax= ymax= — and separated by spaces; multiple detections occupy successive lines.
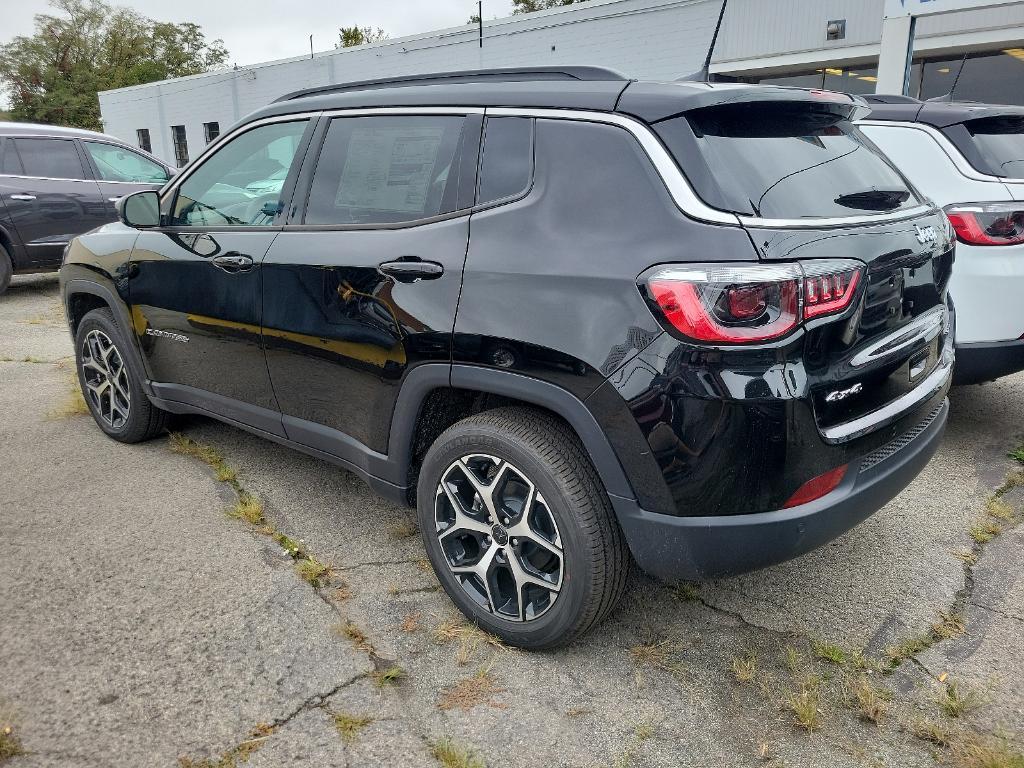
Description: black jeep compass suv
xmin=60 ymin=68 xmax=954 ymax=648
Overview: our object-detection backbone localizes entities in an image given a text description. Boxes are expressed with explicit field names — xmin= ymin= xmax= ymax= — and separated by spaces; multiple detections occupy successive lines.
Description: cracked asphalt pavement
xmin=1 ymin=274 xmax=1021 ymax=767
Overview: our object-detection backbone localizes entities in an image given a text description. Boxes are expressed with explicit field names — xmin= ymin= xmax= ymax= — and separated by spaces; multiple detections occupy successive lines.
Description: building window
xmin=171 ymin=125 xmax=189 ymax=167
xmin=136 ymin=129 xmax=152 ymax=153
xmin=203 ymin=122 xmax=220 ymax=144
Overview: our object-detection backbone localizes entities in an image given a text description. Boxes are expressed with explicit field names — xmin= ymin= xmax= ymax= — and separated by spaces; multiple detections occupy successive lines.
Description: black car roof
xmin=863 ymin=96 xmax=1024 ymax=127
xmin=0 ymin=121 xmax=116 ymax=140
xmin=243 ymin=68 xmax=866 ymax=126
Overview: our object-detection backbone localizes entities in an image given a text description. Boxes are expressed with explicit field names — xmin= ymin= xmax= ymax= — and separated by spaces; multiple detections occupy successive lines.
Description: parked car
xmin=0 ymin=122 xmax=173 ymax=295
xmin=859 ymin=97 xmax=1024 ymax=384
xmin=60 ymin=68 xmax=954 ymax=648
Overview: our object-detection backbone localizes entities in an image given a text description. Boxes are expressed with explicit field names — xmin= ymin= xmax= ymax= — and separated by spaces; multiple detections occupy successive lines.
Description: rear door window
xmin=0 ymin=138 xmax=23 ymax=175
xmin=962 ymin=116 xmax=1024 ymax=178
xmin=304 ymin=115 xmax=469 ymax=226
xmin=84 ymin=141 xmax=170 ymax=184
xmin=10 ymin=138 xmax=87 ymax=180
xmin=657 ymin=103 xmax=922 ymax=219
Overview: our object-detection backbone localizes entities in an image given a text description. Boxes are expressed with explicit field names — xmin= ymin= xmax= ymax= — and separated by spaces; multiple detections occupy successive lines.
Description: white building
xmin=98 ymin=0 xmax=1024 ymax=166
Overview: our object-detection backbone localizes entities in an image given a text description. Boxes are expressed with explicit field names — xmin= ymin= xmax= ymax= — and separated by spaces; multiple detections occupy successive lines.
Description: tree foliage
xmin=513 ymin=0 xmax=590 ymax=13
xmin=0 ymin=0 xmax=228 ymax=131
xmin=336 ymin=26 xmax=390 ymax=48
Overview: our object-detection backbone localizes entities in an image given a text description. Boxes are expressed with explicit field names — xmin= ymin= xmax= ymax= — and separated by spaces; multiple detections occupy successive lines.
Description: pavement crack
xmin=966 ymin=600 xmax=1024 ymax=625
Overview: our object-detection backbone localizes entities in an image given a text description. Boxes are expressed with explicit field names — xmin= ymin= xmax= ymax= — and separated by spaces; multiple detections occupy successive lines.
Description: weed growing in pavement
xmin=932 ymin=611 xmax=967 ymax=640
xmin=670 ymin=582 xmax=700 ymax=602
xmin=731 ymin=652 xmax=757 ymax=683
xmin=390 ymin=517 xmax=418 ymax=539
xmin=334 ymin=621 xmax=374 ymax=653
xmin=0 ymin=724 xmax=24 ymax=761
xmin=936 ymin=678 xmax=985 ymax=719
xmin=332 ymin=713 xmax=373 ymax=744
xmin=785 ymin=685 xmax=822 ymax=732
xmin=812 ymin=640 xmax=848 ymax=666
xmin=847 ymin=676 xmax=892 ymax=724
xmin=437 ymin=668 xmax=505 ymax=712
xmin=372 ymin=665 xmax=407 ymax=688
xmin=48 ymin=372 xmax=89 ymax=419
xmin=228 ymin=492 xmax=264 ymax=526
xmin=295 ymin=556 xmax=331 ymax=588
xmin=430 ymin=737 xmax=486 ymax=768
xmin=177 ymin=723 xmax=276 ymax=767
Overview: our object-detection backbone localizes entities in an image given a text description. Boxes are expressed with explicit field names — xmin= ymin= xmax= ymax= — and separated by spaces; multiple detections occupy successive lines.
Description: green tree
xmin=336 ymin=26 xmax=389 ymax=48
xmin=0 ymin=0 xmax=228 ymax=131
xmin=513 ymin=0 xmax=590 ymax=12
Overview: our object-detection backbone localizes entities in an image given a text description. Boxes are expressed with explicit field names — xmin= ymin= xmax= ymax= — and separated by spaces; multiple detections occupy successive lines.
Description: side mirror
xmin=118 ymin=190 xmax=161 ymax=229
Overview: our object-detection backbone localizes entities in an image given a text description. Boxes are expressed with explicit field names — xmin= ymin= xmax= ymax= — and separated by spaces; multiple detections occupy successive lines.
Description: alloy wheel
xmin=80 ymin=329 xmax=131 ymax=430
xmin=434 ymin=454 xmax=564 ymax=622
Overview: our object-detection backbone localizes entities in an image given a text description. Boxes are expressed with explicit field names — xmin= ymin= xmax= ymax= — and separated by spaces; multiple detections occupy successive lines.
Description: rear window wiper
xmin=834 ymin=189 xmax=911 ymax=211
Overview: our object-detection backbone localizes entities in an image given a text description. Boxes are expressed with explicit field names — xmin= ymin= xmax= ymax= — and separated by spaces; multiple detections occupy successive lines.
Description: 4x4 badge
xmin=825 ymin=382 xmax=864 ymax=403
xmin=915 ymin=225 xmax=937 ymax=245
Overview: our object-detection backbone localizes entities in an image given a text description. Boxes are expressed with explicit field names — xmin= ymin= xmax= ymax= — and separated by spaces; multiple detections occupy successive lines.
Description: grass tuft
xmin=670 ymin=582 xmax=700 ymax=602
xmin=848 ymin=676 xmax=891 ymax=724
xmin=168 ymin=433 xmax=224 ymax=467
xmin=228 ymin=493 xmax=264 ymax=526
xmin=884 ymin=632 xmax=934 ymax=665
xmin=48 ymin=374 xmax=90 ymax=419
xmin=785 ymin=685 xmax=822 ymax=732
xmin=334 ymin=621 xmax=373 ymax=653
xmin=0 ymin=724 xmax=25 ymax=761
xmin=438 ymin=669 xmax=505 ymax=712
xmin=937 ymin=679 xmax=985 ymax=718
xmin=295 ymin=557 xmax=330 ymax=588
xmin=970 ymin=519 xmax=1002 ymax=544
xmin=986 ymin=497 xmax=1016 ymax=522
xmin=731 ymin=652 xmax=757 ymax=683
xmin=932 ymin=611 xmax=967 ymax=640
xmin=430 ymin=737 xmax=486 ymax=768
xmin=905 ymin=716 xmax=953 ymax=746
xmin=630 ymin=638 xmax=684 ymax=673
xmin=400 ymin=612 xmax=421 ymax=633
xmin=390 ymin=518 xmax=419 ymax=539
xmin=812 ymin=639 xmax=848 ymax=666
xmin=949 ymin=734 xmax=1024 ymax=768
xmin=332 ymin=712 xmax=373 ymax=744
xmin=372 ymin=665 xmax=407 ymax=688
xmin=178 ymin=723 xmax=275 ymax=768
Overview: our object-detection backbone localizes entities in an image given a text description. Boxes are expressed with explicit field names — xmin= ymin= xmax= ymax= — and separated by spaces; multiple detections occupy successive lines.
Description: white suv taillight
xmin=945 ymin=203 xmax=1024 ymax=246
xmin=646 ymin=260 xmax=863 ymax=344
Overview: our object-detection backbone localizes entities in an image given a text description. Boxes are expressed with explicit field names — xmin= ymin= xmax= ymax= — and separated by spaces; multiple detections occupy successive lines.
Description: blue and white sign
xmin=885 ymin=0 xmax=1021 ymax=18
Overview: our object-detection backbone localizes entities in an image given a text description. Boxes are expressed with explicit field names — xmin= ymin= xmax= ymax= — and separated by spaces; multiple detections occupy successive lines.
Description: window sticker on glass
xmin=336 ymin=126 xmax=445 ymax=214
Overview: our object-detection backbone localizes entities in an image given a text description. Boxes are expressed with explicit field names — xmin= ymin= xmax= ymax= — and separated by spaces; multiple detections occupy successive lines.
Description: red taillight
xmin=783 ymin=464 xmax=848 ymax=509
xmin=646 ymin=260 xmax=863 ymax=344
xmin=945 ymin=203 xmax=1024 ymax=246
xmin=803 ymin=268 xmax=861 ymax=320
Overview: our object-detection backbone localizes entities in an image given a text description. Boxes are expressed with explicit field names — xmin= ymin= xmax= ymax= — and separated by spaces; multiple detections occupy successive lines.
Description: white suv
xmin=859 ymin=97 xmax=1024 ymax=384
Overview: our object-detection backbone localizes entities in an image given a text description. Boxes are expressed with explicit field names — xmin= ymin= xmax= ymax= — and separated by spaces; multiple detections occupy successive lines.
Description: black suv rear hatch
xmin=649 ymin=93 xmax=954 ymax=440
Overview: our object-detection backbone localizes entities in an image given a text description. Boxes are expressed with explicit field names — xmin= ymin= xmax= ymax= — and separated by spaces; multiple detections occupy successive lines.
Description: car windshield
xmin=656 ymin=102 xmax=922 ymax=219
xmin=964 ymin=115 xmax=1024 ymax=178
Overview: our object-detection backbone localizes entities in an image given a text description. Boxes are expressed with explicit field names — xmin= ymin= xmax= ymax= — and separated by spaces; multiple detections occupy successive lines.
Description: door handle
xmin=211 ymin=254 xmax=254 ymax=273
xmin=10 ymin=194 xmax=36 ymax=201
xmin=108 ymin=196 xmax=123 ymax=203
xmin=378 ymin=259 xmax=444 ymax=282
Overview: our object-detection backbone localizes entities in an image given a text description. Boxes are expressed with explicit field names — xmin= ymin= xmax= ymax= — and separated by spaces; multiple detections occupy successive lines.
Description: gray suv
xmin=0 ymin=122 xmax=173 ymax=295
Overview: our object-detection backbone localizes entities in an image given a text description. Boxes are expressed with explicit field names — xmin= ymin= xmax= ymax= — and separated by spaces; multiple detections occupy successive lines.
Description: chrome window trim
xmin=857 ymin=120 xmax=1024 ymax=185
xmin=738 ymin=205 xmax=937 ymax=230
xmin=0 ymin=173 xmax=97 ymax=184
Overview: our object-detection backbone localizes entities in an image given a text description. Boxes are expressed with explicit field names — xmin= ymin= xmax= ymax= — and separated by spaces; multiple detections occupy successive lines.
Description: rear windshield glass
xmin=657 ymin=103 xmax=922 ymax=219
xmin=963 ymin=116 xmax=1024 ymax=178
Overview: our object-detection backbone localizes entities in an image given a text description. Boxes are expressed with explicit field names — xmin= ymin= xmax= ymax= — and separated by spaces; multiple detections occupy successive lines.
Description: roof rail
xmin=273 ymin=66 xmax=629 ymax=103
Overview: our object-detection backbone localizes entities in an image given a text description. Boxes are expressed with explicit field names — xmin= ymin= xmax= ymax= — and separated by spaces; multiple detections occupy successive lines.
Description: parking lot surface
xmin=1 ymin=274 xmax=1021 ymax=768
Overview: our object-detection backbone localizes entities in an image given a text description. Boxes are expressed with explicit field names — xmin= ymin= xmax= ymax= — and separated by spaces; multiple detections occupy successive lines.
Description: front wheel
xmin=417 ymin=408 xmax=629 ymax=649
xmin=74 ymin=307 xmax=169 ymax=443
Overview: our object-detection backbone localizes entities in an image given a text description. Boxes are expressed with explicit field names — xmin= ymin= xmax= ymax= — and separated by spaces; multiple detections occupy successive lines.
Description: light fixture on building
xmin=826 ymin=20 xmax=846 ymax=41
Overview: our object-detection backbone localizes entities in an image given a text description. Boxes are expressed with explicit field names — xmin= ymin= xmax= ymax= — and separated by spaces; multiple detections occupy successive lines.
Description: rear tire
xmin=75 ymin=307 xmax=169 ymax=443
xmin=0 ymin=244 xmax=12 ymax=296
xmin=417 ymin=407 xmax=629 ymax=649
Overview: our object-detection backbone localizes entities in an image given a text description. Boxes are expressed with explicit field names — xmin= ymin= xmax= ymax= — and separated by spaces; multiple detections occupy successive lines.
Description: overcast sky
xmin=1 ymin=0 xmax=519 ymax=106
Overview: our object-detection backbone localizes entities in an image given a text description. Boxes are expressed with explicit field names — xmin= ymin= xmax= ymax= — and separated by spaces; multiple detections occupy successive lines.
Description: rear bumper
xmin=954 ymin=339 xmax=1024 ymax=385
xmin=611 ymin=397 xmax=948 ymax=581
